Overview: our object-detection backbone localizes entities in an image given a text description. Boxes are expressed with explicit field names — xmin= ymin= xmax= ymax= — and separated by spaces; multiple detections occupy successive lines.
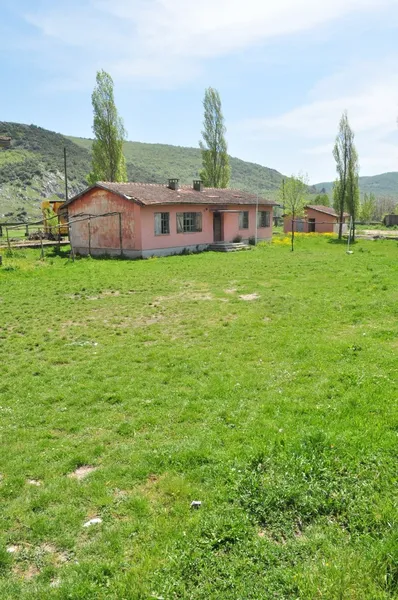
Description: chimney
xmin=193 ymin=179 xmax=203 ymax=192
xmin=168 ymin=178 xmax=180 ymax=190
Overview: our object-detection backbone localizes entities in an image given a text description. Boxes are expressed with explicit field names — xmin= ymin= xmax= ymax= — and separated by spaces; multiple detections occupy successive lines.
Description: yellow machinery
xmin=41 ymin=200 xmax=69 ymax=236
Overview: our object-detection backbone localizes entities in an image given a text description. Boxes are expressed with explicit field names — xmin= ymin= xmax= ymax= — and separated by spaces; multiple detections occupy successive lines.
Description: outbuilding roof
xmin=63 ymin=182 xmax=278 ymax=208
xmin=305 ymin=205 xmax=349 ymax=217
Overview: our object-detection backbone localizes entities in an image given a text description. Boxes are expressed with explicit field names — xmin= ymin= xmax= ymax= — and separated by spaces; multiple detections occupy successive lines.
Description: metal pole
xmin=88 ymin=218 xmax=91 ymax=256
xmin=119 ymin=213 xmax=123 ymax=257
xmin=64 ymin=147 xmax=68 ymax=203
xmin=255 ymin=194 xmax=259 ymax=245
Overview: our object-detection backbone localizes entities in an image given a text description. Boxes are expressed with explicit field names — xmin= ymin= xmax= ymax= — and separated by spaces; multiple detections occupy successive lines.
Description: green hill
xmin=69 ymin=137 xmax=284 ymax=196
xmin=0 ymin=122 xmax=91 ymax=220
xmin=0 ymin=122 xmax=284 ymax=221
xmin=2 ymin=121 xmax=396 ymax=222
xmin=315 ymin=172 xmax=398 ymax=199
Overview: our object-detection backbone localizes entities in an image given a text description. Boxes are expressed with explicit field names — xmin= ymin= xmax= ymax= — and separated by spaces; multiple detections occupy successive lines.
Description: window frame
xmin=257 ymin=210 xmax=270 ymax=228
xmin=239 ymin=211 xmax=249 ymax=230
xmin=176 ymin=212 xmax=202 ymax=233
xmin=154 ymin=212 xmax=170 ymax=235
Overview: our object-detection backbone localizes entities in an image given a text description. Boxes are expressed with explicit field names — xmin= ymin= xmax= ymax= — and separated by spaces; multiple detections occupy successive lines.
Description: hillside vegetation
xmin=1 ymin=121 xmax=397 ymax=222
xmin=316 ymin=172 xmax=398 ymax=200
xmin=0 ymin=123 xmax=91 ymax=220
xmin=0 ymin=123 xmax=283 ymax=221
xmin=69 ymin=136 xmax=284 ymax=196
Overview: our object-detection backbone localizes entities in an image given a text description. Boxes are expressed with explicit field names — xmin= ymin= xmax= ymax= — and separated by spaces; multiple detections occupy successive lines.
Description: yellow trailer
xmin=41 ymin=200 xmax=69 ymax=236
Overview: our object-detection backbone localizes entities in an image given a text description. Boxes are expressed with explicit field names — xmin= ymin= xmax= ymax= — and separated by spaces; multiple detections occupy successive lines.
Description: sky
xmin=2 ymin=0 xmax=398 ymax=183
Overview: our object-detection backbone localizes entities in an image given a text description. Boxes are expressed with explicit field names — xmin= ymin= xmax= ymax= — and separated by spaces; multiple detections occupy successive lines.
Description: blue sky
xmin=2 ymin=0 xmax=398 ymax=183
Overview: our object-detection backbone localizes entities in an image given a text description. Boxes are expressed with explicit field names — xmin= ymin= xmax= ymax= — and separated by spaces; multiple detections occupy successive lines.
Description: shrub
xmin=233 ymin=234 xmax=242 ymax=243
xmin=248 ymin=235 xmax=256 ymax=246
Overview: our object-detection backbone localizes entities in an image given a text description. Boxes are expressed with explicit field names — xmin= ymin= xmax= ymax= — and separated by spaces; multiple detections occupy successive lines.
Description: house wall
xmin=284 ymin=208 xmax=341 ymax=234
xmin=67 ymin=189 xmax=273 ymax=258
xmin=139 ymin=204 xmax=273 ymax=255
xmin=67 ymin=188 xmax=140 ymax=257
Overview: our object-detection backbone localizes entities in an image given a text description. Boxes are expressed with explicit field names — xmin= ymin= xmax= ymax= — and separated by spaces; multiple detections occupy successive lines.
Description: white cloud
xmin=24 ymin=0 xmax=397 ymax=84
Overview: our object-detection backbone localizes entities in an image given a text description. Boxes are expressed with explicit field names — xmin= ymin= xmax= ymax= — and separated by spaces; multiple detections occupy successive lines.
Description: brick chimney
xmin=193 ymin=180 xmax=203 ymax=192
xmin=168 ymin=178 xmax=180 ymax=190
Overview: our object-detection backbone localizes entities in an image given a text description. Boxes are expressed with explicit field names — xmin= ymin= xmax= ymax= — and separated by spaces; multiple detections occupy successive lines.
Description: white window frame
xmin=154 ymin=212 xmax=170 ymax=235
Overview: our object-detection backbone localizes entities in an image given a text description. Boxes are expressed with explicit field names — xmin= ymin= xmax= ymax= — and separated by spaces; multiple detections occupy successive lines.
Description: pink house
xmin=62 ymin=180 xmax=277 ymax=258
xmin=283 ymin=205 xmax=349 ymax=235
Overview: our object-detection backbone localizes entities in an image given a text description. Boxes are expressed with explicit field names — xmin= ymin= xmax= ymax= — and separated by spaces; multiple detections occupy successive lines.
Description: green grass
xmin=0 ymin=237 xmax=397 ymax=599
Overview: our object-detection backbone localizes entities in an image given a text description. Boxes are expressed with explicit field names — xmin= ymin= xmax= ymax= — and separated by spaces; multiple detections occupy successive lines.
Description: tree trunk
xmin=339 ymin=208 xmax=344 ymax=239
xmin=291 ymin=212 xmax=295 ymax=252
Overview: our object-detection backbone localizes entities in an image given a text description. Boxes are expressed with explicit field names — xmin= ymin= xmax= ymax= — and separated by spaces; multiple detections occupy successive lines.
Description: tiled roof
xmin=306 ymin=205 xmax=349 ymax=217
xmin=63 ymin=182 xmax=278 ymax=208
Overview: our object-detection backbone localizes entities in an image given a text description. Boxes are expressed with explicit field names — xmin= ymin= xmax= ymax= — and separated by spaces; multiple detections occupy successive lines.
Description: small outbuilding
xmin=383 ymin=214 xmax=398 ymax=227
xmin=62 ymin=180 xmax=278 ymax=258
xmin=284 ymin=205 xmax=349 ymax=235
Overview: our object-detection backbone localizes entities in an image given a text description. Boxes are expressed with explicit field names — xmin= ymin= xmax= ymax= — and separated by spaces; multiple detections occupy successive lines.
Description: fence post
xmin=40 ymin=235 xmax=44 ymax=260
xmin=6 ymin=228 xmax=11 ymax=252
xmin=88 ymin=217 xmax=91 ymax=257
xmin=119 ymin=213 xmax=123 ymax=257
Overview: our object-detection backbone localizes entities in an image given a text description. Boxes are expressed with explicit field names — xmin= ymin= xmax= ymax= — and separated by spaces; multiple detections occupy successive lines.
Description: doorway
xmin=213 ymin=212 xmax=223 ymax=242
xmin=308 ymin=218 xmax=316 ymax=233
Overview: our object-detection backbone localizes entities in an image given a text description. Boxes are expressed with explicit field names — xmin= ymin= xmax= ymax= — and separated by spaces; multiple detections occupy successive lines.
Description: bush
xmin=248 ymin=235 xmax=256 ymax=246
xmin=233 ymin=234 xmax=242 ymax=243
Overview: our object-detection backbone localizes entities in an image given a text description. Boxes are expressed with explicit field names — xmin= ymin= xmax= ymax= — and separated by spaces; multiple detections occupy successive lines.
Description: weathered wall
xmin=68 ymin=189 xmax=139 ymax=255
xmin=283 ymin=208 xmax=341 ymax=234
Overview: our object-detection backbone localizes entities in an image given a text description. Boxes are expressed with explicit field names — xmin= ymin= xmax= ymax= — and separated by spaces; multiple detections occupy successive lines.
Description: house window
xmin=154 ymin=212 xmax=170 ymax=235
xmin=257 ymin=211 xmax=270 ymax=228
xmin=176 ymin=212 xmax=202 ymax=233
xmin=239 ymin=211 xmax=249 ymax=229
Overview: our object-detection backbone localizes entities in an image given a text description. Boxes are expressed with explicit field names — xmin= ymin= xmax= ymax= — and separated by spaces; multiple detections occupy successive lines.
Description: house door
xmin=308 ymin=218 xmax=316 ymax=233
xmin=213 ymin=213 xmax=222 ymax=242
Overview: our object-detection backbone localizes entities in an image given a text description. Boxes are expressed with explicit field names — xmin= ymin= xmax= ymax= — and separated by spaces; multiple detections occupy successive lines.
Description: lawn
xmin=0 ymin=236 xmax=397 ymax=599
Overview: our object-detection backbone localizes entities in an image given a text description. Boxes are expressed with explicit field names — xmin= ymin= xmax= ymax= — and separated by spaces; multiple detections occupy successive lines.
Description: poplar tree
xmin=199 ymin=87 xmax=230 ymax=188
xmin=281 ymin=173 xmax=308 ymax=252
xmin=88 ymin=70 xmax=127 ymax=184
xmin=346 ymin=146 xmax=360 ymax=240
xmin=333 ymin=111 xmax=356 ymax=239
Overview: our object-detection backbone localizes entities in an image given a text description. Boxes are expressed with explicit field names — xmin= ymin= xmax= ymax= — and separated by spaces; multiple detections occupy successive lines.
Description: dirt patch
xmin=68 ymin=465 xmax=97 ymax=480
xmin=27 ymin=479 xmax=41 ymax=486
xmin=224 ymin=288 xmax=237 ymax=294
xmin=239 ymin=293 xmax=260 ymax=301
xmin=6 ymin=545 xmax=20 ymax=553
xmin=13 ymin=564 xmax=40 ymax=580
xmin=263 ymin=316 xmax=272 ymax=322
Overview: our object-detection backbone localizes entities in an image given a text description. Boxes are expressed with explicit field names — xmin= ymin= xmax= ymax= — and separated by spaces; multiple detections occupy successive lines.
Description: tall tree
xmin=333 ymin=111 xmax=355 ymax=239
xmin=360 ymin=193 xmax=376 ymax=223
xmin=346 ymin=146 xmax=360 ymax=240
xmin=313 ymin=191 xmax=330 ymax=207
xmin=281 ymin=173 xmax=308 ymax=252
xmin=199 ymin=87 xmax=230 ymax=188
xmin=88 ymin=70 xmax=127 ymax=184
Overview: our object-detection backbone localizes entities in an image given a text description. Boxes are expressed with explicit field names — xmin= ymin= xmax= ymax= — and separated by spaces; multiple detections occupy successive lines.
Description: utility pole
xmin=64 ymin=147 xmax=69 ymax=203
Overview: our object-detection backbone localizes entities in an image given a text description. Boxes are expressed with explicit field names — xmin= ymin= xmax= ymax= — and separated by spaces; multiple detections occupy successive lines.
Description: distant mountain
xmin=0 ymin=121 xmax=285 ymax=221
xmin=315 ymin=172 xmax=398 ymax=199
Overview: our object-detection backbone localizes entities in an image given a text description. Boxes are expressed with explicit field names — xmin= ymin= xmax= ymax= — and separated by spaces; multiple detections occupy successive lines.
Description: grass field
xmin=0 ymin=236 xmax=397 ymax=599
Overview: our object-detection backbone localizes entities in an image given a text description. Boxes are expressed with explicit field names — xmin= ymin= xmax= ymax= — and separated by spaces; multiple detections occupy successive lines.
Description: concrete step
xmin=208 ymin=242 xmax=251 ymax=252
